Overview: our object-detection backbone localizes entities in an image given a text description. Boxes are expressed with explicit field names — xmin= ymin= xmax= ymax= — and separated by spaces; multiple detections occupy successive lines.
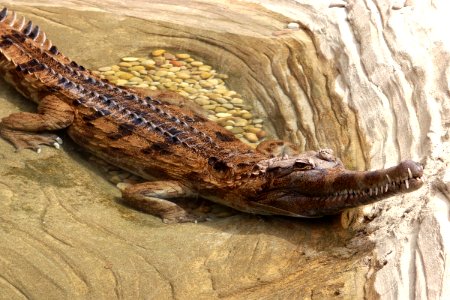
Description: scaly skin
xmin=0 ymin=8 xmax=424 ymax=223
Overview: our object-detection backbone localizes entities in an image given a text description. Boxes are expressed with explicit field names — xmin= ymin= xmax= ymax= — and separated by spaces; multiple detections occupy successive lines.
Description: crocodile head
xmin=246 ymin=149 xmax=424 ymax=217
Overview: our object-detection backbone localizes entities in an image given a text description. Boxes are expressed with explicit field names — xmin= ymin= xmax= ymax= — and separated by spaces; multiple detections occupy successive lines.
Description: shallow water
xmin=0 ymin=3 xmax=370 ymax=298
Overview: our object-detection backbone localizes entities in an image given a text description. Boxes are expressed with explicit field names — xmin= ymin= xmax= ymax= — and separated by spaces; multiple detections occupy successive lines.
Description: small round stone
xmin=252 ymin=118 xmax=264 ymax=124
xmin=176 ymin=71 xmax=191 ymax=79
xmin=200 ymin=72 xmax=212 ymax=79
xmin=199 ymin=81 xmax=214 ymax=88
xmin=164 ymin=52 xmax=176 ymax=60
xmin=244 ymin=133 xmax=259 ymax=143
xmin=105 ymin=75 xmax=118 ymax=82
xmin=183 ymin=87 xmax=198 ymax=94
xmin=213 ymin=88 xmax=228 ymax=95
xmin=230 ymin=127 xmax=244 ymax=134
xmin=191 ymin=61 xmax=204 ymax=67
xmin=256 ymin=130 xmax=267 ymax=139
xmin=118 ymin=72 xmax=134 ymax=80
xmin=116 ymin=79 xmax=128 ymax=85
xmin=224 ymin=120 xmax=235 ymax=127
xmin=170 ymin=60 xmax=186 ymax=67
xmin=153 ymin=56 xmax=166 ymax=65
xmin=247 ymin=127 xmax=262 ymax=134
xmin=152 ymin=49 xmax=166 ymax=56
xmin=202 ymin=104 xmax=217 ymax=110
xmin=176 ymin=53 xmax=191 ymax=59
xmin=118 ymin=62 xmax=132 ymax=67
xmin=241 ymin=112 xmax=253 ymax=119
xmin=216 ymin=112 xmax=232 ymax=118
xmin=131 ymin=65 xmax=146 ymax=71
xmin=198 ymin=65 xmax=212 ymax=71
xmin=141 ymin=59 xmax=156 ymax=67
xmin=98 ymin=66 xmax=112 ymax=72
xmin=231 ymin=98 xmax=244 ymax=104
xmin=135 ymin=83 xmax=149 ymax=88
xmin=234 ymin=118 xmax=248 ymax=127
xmin=155 ymin=70 xmax=169 ymax=77
xmin=215 ymin=107 xmax=228 ymax=113
xmin=215 ymin=98 xmax=228 ymax=104
xmin=195 ymin=98 xmax=210 ymax=106
xmin=206 ymin=78 xmax=220 ymax=86
xmin=103 ymin=70 xmax=115 ymax=76
xmin=178 ymin=91 xmax=190 ymax=97
xmin=129 ymin=77 xmax=143 ymax=83
xmin=121 ymin=57 xmax=139 ymax=62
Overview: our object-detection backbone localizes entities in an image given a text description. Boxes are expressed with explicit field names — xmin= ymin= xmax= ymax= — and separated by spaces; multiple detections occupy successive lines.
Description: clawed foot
xmin=118 ymin=181 xmax=212 ymax=224
xmin=0 ymin=127 xmax=63 ymax=152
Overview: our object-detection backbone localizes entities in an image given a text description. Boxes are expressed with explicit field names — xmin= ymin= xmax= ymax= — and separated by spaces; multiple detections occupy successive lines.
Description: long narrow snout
xmin=254 ymin=160 xmax=424 ymax=217
xmin=331 ymin=160 xmax=423 ymax=199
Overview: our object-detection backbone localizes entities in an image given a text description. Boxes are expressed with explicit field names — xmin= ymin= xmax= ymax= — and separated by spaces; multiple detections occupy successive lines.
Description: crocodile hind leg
xmin=118 ymin=180 xmax=205 ymax=223
xmin=0 ymin=94 xmax=74 ymax=152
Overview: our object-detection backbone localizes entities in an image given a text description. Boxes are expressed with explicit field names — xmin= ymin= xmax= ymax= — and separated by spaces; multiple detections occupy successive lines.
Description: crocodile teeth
xmin=405 ymin=179 xmax=409 ymax=189
xmin=385 ymin=184 xmax=388 ymax=192
xmin=408 ymin=168 xmax=413 ymax=179
xmin=375 ymin=187 xmax=378 ymax=196
xmin=369 ymin=188 xmax=373 ymax=196
xmin=386 ymin=174 xmax=391 ymax=183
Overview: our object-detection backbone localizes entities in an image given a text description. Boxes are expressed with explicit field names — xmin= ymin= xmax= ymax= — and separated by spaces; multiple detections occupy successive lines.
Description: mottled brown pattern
xmin=0 ymin=7 xmax=423 ymax=222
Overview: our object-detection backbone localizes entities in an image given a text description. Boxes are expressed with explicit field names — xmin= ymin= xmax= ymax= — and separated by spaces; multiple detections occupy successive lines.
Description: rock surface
xmin=0 ymin=0 xmax=449 ymax=299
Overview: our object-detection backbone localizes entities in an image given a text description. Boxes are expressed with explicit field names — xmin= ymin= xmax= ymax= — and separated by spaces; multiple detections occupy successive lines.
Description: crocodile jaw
xmin=251 ymin=160 xmax=424 ymax=217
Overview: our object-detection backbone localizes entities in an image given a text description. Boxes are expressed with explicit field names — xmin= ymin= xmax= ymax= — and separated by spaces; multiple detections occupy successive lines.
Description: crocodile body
xmin=0 ymin=8 xmax=423 ymax=222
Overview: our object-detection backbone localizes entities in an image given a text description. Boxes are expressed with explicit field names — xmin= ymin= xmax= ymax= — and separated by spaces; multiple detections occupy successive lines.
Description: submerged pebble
xmin=121 ymin=57 xmax=139 ymax=62
xmin=96 ymin=49 xmax=266 ymax=145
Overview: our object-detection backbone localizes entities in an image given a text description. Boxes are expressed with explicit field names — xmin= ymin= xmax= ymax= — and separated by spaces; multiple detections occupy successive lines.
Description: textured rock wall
xmin=1 ymin=0 xmax=449 ymax=299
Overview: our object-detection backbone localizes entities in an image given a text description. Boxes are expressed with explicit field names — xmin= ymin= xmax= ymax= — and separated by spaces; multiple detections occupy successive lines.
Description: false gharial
xmin=0 ymin=8 xmax=423 ymax=223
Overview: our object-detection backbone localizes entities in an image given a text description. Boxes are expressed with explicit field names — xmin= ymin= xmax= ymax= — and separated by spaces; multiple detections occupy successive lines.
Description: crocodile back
xmin=0 ymin=7 xmax=268 ymax=189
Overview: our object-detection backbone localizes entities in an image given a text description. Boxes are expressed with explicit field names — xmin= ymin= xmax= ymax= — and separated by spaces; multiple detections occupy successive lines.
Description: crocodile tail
xmin=0 ymin=7 xmax=58 ymax=56
xmin=0 ymin=7 xmax=93 ymax=102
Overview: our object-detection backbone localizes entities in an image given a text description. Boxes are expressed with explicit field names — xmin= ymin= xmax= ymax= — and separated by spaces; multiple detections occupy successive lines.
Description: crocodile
xmin=0 ymin=8 xmax=423 ymax=223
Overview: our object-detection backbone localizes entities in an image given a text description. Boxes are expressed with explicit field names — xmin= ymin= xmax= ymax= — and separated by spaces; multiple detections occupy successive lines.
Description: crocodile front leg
xmin=0 ymin=94 xmax=74 ymax=151
xmin=118 ymin=180 xmax=203 ymax=223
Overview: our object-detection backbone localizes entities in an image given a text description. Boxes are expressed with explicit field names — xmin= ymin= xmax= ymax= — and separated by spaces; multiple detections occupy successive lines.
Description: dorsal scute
xmin=0 ymin=7 xmax=63 ymax=60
